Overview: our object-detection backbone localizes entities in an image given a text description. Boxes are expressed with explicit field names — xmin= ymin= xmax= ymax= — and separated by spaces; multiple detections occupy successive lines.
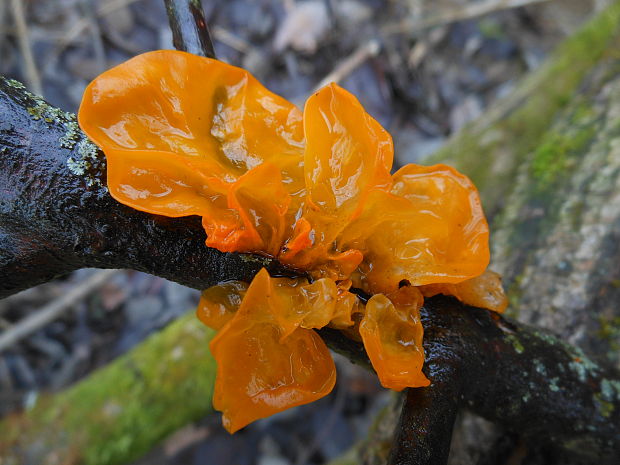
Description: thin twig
xmin=383 ymin=0 xmax=552 ymax=35
xmin=81 ymin=0 xmax=107 ymax=75
xmin=0 ymin=270 xmax=120 ymax=353
xmin=212 ymin=25 xmax=251 ymax=54
xmin=388 ymin=384 xmax=460 ymax=465
xmin=9 ymin=0 xmax=42 ymax=96
xmin=164 ymin=0 xmax=216 ymax=58
xmin=312 ymin=39 xmax=381 ymax=92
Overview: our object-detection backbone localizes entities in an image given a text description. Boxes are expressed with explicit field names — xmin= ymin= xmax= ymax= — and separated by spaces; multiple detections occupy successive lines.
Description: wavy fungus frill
xmin=79 ymin=50 xmax=506 ymax=433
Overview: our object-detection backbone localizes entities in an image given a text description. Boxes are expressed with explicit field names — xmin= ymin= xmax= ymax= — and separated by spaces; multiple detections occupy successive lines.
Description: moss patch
xmin=0 ymin=312 xmax=217 ymax=465
xmin=529 ymin=105 xmax=597 ymax=192
xmin=425 ymin=1 xmax=620 ymax=217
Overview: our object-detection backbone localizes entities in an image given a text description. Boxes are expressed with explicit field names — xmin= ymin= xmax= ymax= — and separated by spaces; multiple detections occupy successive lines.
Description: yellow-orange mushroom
xmin=79 ymin=49 xmax=506 ymax=433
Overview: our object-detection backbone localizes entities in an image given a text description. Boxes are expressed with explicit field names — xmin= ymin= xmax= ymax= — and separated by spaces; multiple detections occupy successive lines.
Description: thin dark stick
xmin=164 ymin=0 xmax=216 ymax=58
xmin=388 ymin=385 xmax=460 ymax=465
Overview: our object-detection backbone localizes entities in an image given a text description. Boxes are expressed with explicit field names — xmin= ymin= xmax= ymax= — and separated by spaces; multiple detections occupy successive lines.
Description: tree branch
xmin=0 ymin=77 xmax=295 ymax=298
xmin=387 ymin=383 xmax=459 ymax=465
xmin=329 ymin=296 xmax=620 ymax=463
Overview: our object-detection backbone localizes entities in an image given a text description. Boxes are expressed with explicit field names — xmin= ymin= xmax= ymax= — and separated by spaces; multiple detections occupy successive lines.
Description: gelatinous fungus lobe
xmin=209 ymin=270 xmax=336 ymax=433
xmin=359 ymin=286 xmax=430 ymax=391
xmin=281 ymin=84 xmax=393 ymax=275
xmin=420 ymin=269 xmax=508 ymax=313
xmin=340 ymin=163 xmax=490 ymax=295
xmin=197 ymin=281 xmax=248 ymax=330
xmin=78 ymin=50 xmax=305 ymax=256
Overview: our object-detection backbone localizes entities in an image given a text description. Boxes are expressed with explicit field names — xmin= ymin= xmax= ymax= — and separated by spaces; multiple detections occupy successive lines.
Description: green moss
xmin=529 ymin=105 xmax=597 ymax=192
xmin=549 ymin=377 xmax=560 ymax=392
xmin=66 ymin=137 xmax=106 ymax=188
xmin=565 ymin=347 xmax=602 ymax=383
xmin=239 ymin=253 xmax=273 ymax=268
xmin=594 ymin=392 xmax=615 ymax=418
xmin=505 ymin=333 xmax=525 ymax=354
xmin=600 ymin=379 xmax=620 ymax=402
xmin=534 ymin=358 xmax=547 ymax=377
xmin=6 ymin=78 xmax=26 ymax=90
xmin=598 ymin=316 xmax=620 ymax=363
xmin=327 ymin=448 xmax=361 ymax=465
xmin=488 ymin=95 xmax=600 ymax=294
xmin=0 ymin=312 xmax=217 ymax=465
xmin=505 ymin=272 xmax=525 ymax=318
xmin=59 ymin=120 xmax=82 ymax=150
xmin=24 ymin=95 xmax=73 ymax=126
xmin=598 ymin=316 xmax=620 ymax=343
xmin=20 ymin=86 xmax=95 ymax=170
xmin=478 ymin=18 xmax=505 ymax=40
xmin=425 ymin=1 xmax=620 ymax=215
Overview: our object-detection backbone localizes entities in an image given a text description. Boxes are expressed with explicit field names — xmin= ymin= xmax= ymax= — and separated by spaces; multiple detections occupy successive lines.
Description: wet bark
xmin=0 ymin=77 xmax=296 ymax=299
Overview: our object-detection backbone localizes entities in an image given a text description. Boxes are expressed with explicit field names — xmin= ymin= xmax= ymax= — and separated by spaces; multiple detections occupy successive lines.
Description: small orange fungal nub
xmin=420 ymin=269 xmax=508 ymax=313
xmin=197 ymin=281 xmax=248 ymax=330
xmin=359 ymin=287 xmax=430 ymax=391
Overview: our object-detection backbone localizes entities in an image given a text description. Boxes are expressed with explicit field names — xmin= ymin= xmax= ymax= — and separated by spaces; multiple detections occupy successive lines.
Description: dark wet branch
xmin=1 ymin=75 xmax=619 ymax=463
xmin=406 ymin=297 xmax=620 ymax=464
xmin=0 ymin=76 xmax=293 ymax=298
xmin=388 ymin=383 xmax=460 ymax=465
xmin=164 ymin=0 xmax=216 ymax=59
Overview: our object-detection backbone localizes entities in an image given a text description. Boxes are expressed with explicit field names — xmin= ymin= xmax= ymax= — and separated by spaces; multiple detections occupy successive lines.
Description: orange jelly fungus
xmin=79 ymin=50 xmax=507 ymax=433
xmin=209 ymin=270 xmax=337 ymax=433
xmin=360 ymin=286 xmax=429 ymax=391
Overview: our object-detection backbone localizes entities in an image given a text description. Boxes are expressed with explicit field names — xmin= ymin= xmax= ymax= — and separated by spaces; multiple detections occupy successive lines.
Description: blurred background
xmin=0 ymin=0 xmax=611 ymax=463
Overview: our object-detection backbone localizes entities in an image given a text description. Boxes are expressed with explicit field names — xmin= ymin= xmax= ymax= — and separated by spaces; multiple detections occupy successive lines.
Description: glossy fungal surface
xmin=79 ymin=50 xmax=506 ymax=433
xmin=78 ymin=50 xmax=305 ymax=256
xmin=209 ymin=270 xmax=337 ymax=433
xmin=359 ymin=287 xmax=429 ymax=391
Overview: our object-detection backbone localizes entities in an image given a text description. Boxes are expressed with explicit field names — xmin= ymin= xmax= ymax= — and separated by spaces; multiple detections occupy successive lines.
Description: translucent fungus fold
xmin=78 ymin=50 xmax=305 ymax=255
xmin=359 ymin=286 xmax=429 ymax=391
xmin=209 ymin=270 xmax=336 ymax=433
